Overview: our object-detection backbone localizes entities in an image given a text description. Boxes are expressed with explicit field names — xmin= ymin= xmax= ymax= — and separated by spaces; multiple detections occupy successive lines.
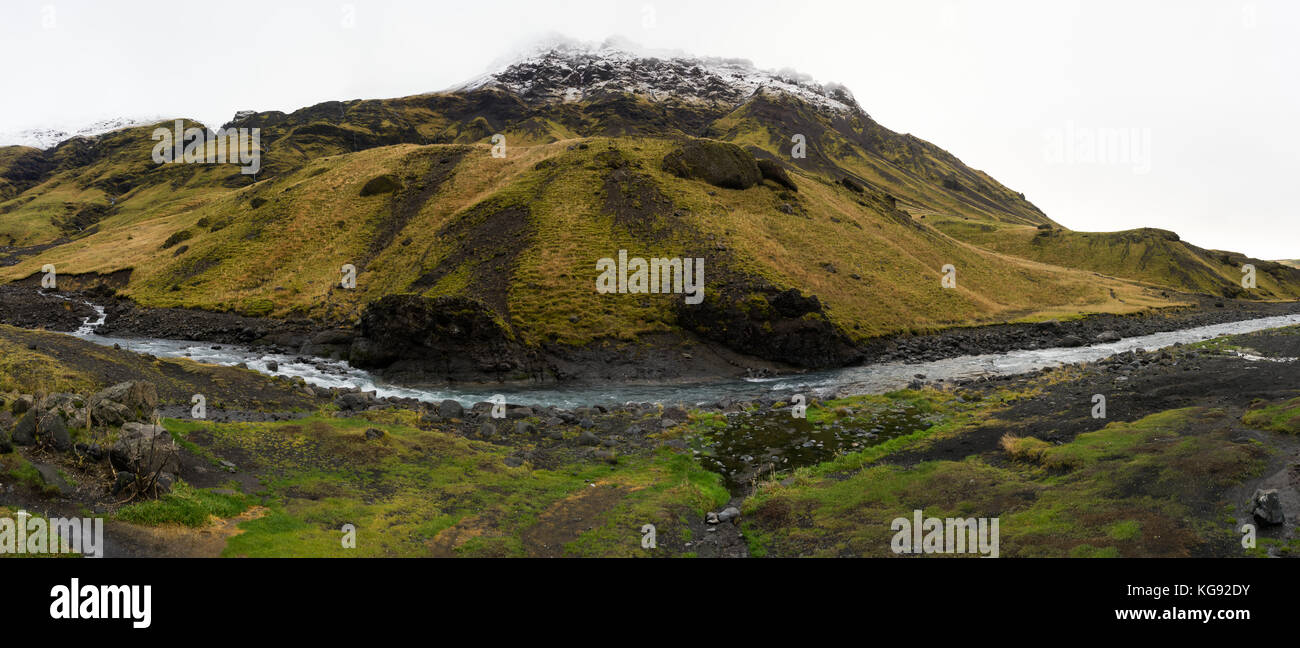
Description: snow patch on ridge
xmin=450 ymin=35 xmax=859 ymax=115
xmin=0 ymin=115 xmax=168 ymax=150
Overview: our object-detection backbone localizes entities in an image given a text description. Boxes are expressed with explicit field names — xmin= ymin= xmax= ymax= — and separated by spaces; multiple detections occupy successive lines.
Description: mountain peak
xmin=452 ymin=35 xmax=860 ymax=114
xmin=0 ymin=115 xmax=168 ymax=150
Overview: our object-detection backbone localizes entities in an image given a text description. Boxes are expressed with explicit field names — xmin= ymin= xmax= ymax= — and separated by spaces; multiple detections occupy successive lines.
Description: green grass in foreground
xmin=1242 ymin=396 xmax=1300 ymax=434
xmin=742 ymin=407 xmax=1267 ymax=558
xmin=0 ymin=506 xmax=81 ymax=558
xmin=151 ymin=415 xmax=729 ymax=557
xmin=115 ymin=482 xmax=250 ymax=527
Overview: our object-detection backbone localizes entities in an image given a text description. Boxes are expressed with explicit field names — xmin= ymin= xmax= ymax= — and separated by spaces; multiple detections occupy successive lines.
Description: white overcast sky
xmin=2 ymin=0 xmax=1296 ymax=259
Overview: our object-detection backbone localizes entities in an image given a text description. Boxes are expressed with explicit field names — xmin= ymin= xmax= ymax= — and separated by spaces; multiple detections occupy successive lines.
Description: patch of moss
xmin=159 ymin=415 xmax=730 ymax=557
xmin=1242 ymin=396 xmax=1300 ymax=434
xmin=742 ymin=407 xmax=1266 ymax=557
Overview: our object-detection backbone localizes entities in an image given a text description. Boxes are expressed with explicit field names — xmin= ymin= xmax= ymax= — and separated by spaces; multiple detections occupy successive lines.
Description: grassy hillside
xmin=709 ymin=91 xmax=1053 ymax=227
xmin=0 ymin=134 xmax=1172 ymax=347
xmin=1 ymin=81 xmax=1295 ymax=367
xmin=930 ymin=217 xmax=1300 ymax=301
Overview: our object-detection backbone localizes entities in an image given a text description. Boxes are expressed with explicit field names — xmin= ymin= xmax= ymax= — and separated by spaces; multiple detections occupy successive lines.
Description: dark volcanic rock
xmin=0 ymin=284 xmax=96 ymax=331
xmin=33 ymin=463 xmax=71 ymax=494
xmin=756 ymin=159 xmax=797 ymax=191
xmin=661 ymin=139 xmax=761 ymax=190
xmin=678 ymin=286 xmax=860 ymax=369
xmin=839 ymin=177 xmax=864 ymax=193
xmin=92 ymin=381 xmax=159 ymax=422
xmin=350 ymin=294 xmax=528 ymax=381
xmin=37 ymin=412 xmax=71 ymax=451
xmin=1249 ymin=488 xmax=1284 ymax=525
xmin=12 ymin=395 xmax=33 ymax=415
xmin=335 ymin=391 xmax=375 ymax=411
xmin=438 ymin=399 xmax=464 ymax=420
xmin=110 ymin=422 xmax=179 ymax=475
xmin=11 ymin=410 xmax=36 ymax=445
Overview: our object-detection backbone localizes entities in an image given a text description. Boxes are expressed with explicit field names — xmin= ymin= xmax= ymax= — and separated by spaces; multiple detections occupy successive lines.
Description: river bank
xmin=2 ymin=319 xmax=1297 ymax=557
xmin=4 ymin=283 xmax=1298 ymax=387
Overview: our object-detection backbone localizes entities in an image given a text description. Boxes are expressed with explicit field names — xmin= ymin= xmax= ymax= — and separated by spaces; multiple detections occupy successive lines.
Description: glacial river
xmin=62 ymin=300 xmax=1300 ymax=409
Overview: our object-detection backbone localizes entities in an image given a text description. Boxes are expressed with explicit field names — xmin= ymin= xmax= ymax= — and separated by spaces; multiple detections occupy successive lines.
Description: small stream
xmin=54 ymin=295 xmax=1300 ymax=409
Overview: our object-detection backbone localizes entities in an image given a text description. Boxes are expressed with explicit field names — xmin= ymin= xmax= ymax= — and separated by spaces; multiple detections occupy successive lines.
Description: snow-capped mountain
xmin=0 ymin=115 xmax=167 ymax=150
xmin=454 ymin=36 xmax=860 ymax=115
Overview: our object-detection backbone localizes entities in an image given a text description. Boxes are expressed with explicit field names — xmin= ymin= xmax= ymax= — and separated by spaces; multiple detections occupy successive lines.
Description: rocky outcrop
xmin=756 ymin=159 xmax=797 ymax=191
xmin=1249 ymin=488 xmax=1284 ymax=525
xmin=91 ymin=381 xmax=158 ymax=424
xmin=677 ymin=286 xmax=860 ymax=369
xmin=11 ymin=410 xmax=36 ymax=445
xmin=661 ymin=139 xmax=761 ymax=190
xmin=4 ymin=382 xmax=158 ymax=454
xmin=110 ymin=422 xmax=178 ymax=476
xmin=10 ymin=399 xmax=73 ymax=450
xmin=348 ymin=294 xmax=531 ymax=382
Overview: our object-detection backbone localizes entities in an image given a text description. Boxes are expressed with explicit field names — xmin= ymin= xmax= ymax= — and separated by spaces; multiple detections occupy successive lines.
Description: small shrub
xmin=160 ymin=229 xmax=192 ymax=249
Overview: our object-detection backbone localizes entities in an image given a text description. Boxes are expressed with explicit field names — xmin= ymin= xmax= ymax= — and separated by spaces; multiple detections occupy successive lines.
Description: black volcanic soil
xmin=891 ymin=342 xmax=1300 ymax=467
xmin=859 ymin=294 xmax=1300 ymax=364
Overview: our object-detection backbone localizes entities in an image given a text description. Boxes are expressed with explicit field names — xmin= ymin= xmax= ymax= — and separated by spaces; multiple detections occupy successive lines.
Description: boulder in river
xmin=1095 ymin=330 xmax=1122 ymax=343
